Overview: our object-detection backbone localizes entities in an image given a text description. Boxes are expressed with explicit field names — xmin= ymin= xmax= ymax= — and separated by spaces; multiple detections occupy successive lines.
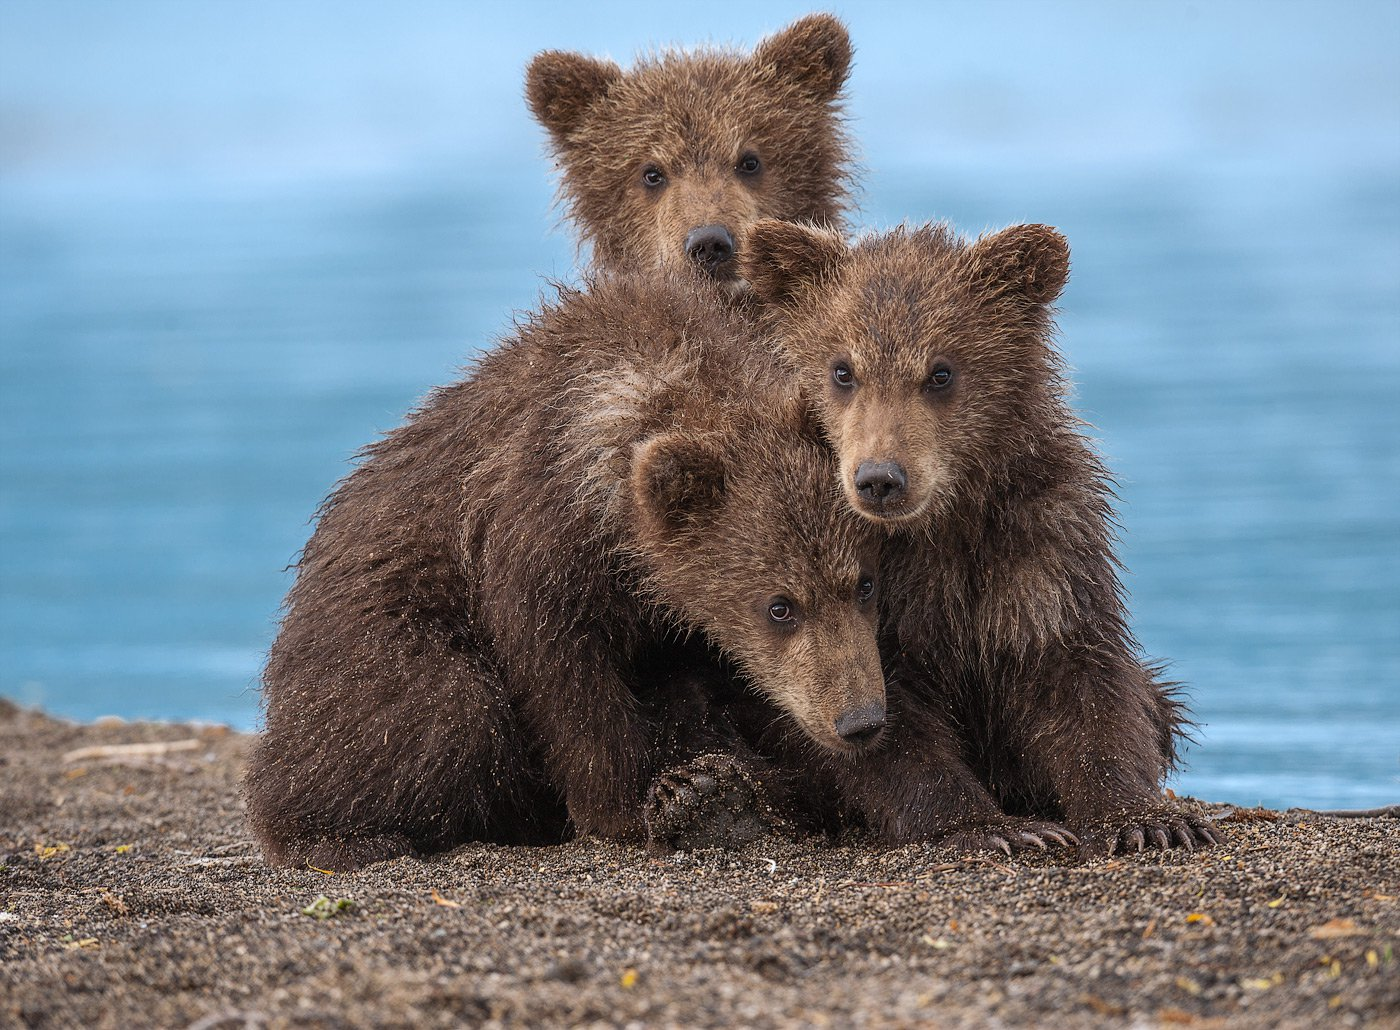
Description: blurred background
xmin=1 ymin=0 xmax=1396 ymax=807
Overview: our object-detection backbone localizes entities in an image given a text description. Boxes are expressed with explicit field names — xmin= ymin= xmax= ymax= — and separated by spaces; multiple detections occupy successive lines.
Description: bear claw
xmin=939 ymin=818 xmax=1078 ymax=858
xmin=1086 ymin=806 xmax=1220 ymax=858
xmin=644 ymin=753 xmax=777 ymax=852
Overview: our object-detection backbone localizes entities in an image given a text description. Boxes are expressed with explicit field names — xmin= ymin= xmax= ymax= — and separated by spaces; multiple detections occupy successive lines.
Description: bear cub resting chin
xmin=245 ymin=270 xmax=910 ymax=871
xmin=745 ymin=219 xmax=1220 ymax=858
xmin=526 ymin=13 xmax=852 ymax=287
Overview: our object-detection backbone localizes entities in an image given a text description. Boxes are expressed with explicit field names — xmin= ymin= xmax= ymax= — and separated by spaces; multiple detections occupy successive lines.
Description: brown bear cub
xmin=245 ymin=271 xmax=906 ymax=871
xmin=526 ymin=14 xmax=852 ymax=287
xmin=744 ymin=220 xmax=1220 ymax=857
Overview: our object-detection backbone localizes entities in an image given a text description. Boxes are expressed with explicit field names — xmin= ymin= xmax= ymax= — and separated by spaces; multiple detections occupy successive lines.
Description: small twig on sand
xmin=958 ymin=855 xmax=1018 ymax=875
xmin=1293 ymin=805 xmax=1399 ymax=819
xmin=62 ymin=740 xmax=201 ymax=763
xmin=838 ymin=880 xmax=912 ymax=889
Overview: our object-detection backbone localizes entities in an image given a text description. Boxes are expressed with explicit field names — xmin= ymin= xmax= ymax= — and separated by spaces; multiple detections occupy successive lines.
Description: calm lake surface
xmin=2 ymin=1 xmax=1397 ymax=808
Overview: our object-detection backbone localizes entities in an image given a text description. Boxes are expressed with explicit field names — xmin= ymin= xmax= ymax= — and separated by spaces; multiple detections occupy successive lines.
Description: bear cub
xmin=526 ymin=14 xmax=853 ymax=287
xmin=244 ymin=271 xmax=893 ymax=870
xmin=745 ymin=219 xmax=1220 ymax=857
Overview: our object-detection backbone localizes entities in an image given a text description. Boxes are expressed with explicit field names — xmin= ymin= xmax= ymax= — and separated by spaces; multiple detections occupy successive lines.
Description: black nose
xmin=835 ymin=702 xmax=886 ymax=746
xmin=854 ymin=461 xmax=908 ymax=505
xmin=684 ymin=224 xmax=735 ymax=274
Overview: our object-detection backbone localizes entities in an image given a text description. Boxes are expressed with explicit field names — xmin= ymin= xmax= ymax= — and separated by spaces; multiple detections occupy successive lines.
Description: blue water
xmin=2 ymin=1 xmax=1398 ymax=808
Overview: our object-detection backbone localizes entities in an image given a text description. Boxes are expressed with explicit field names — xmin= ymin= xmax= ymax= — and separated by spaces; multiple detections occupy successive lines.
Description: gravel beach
xmin=2 ymin=700 xmax=1396 ymax=1028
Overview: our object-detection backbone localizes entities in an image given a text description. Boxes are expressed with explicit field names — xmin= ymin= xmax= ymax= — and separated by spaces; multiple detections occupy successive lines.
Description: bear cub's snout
xmin=684 ymin=225 xmax=736 ymax=277
xmin=853 ymin=460 xmax=908 ymax=510
xmin=834 ymin=700 xmax=886 ymax=747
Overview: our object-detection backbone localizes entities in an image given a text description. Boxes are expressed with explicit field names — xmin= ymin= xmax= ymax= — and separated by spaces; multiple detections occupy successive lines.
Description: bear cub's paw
xmin=1077 ymin=804 xmax=1221 ymax=859
xmin=937 ymin=817 xmax=1080 ymax=858
xmin=644 ymin=752 xmax=778 ymax=852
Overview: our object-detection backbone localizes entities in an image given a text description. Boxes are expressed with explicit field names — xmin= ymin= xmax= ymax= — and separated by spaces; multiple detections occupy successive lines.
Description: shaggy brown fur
xmin=244 ymin=271 xmax=902 ymax=871
xmin=744 ymin=220 xmax=1220 ymax=857
xmin=525 ymin=14 xmax=853 ymax=283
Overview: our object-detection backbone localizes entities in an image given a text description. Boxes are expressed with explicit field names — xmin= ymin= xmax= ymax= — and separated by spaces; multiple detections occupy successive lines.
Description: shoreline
xmin=2 ymin=702 xmax=1396 ymax=1028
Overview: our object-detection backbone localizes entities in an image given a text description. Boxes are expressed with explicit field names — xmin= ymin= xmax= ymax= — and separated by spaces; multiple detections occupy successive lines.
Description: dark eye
xmin=926 ymin=366 xmax=954 ymax=391
xmin=736 ymin=152 xmax=762 ymax=176
xmin=767 ymin=598 xmax=796 ymax=624
xmin=856 ymin=577 xmax=875 ymax=603
xmin=641 ymin=165 xmax=666 ymax=188
xmin=831 ymin=362 xmax=856 ymax=389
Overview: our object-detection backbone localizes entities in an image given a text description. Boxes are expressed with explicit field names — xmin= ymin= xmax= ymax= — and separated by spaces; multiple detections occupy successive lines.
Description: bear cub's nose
xmin=835 ymin=702 xmax=886 ymax=746
xmin=854 ymin=461 xmax=908 ymax=506
xmin=685 ymin=225 xmax=736 ymax=274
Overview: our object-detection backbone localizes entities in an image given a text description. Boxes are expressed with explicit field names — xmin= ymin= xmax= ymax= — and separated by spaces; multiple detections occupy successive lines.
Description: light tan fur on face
xmin=760 ymin=603 xmax=885 ymax=752
xmin=745 ymin=220 xmax=1070 ymax=529
xmin=828 ymin=374 xmax=948 ymax=524
xmin=525 ymin=15 xmax=854 ymax=276
xmin=650 ymin=166 xmax=762 ymax=270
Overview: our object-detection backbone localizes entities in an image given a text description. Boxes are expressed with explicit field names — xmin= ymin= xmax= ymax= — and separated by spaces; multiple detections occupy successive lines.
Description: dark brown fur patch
xmin=525 ymin=51 xmax=623 ymax=140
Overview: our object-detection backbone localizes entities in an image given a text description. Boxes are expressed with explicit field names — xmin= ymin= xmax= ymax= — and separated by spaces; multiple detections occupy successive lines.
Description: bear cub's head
xmin=630 ymin=411 xmax=886 ymax=752
xmin=527 ymin=15 xmax=853 ymax=289
xmin=744 ymin=220 xmax=1071 ymax=524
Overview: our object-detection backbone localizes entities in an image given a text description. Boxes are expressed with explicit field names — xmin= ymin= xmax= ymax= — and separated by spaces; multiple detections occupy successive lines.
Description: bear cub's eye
xmin=831 ymin=362 xmax=856 ymax=389
xmin=925 ymin=365 xmax=954 ymax=391
xmin=641 ymin=165 xmax=667 ymax=189
xmin=736 ymin=152 xmax=762 ymax=176
xmin=856 ymin=577 xmax=875 ymax=603
xmin=767 ymin=598 xmax=796 ymax=625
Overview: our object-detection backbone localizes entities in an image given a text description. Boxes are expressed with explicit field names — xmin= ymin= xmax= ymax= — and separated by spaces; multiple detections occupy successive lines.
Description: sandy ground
xmin=1 ymin=699 xmax=1396 ymax=1029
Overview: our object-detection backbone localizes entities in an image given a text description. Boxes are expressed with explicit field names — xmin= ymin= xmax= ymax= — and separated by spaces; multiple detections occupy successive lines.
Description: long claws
xmin=1088 ymin=809 xmax=1222 ymax=859
xmin=944 ymin=820 xmax=1078 ymax=857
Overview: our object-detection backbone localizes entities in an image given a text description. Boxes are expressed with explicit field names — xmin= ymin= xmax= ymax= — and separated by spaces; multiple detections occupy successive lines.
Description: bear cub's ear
xmin=526 ymin=51 xmax=623 ymax=142
xmin=968 ymin=224 xmax=1070 ymax=305
xmin=744 ymin=219 xmax=848 ymax=311
xmin=632 ymin=434 xmax=728 ymax=535
xmin=754 ymin=13 xmax=853 ymax=102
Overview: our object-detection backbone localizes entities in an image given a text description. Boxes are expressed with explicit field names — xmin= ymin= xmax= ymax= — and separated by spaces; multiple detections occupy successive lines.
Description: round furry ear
xmin=632 ymin=434 xmax=728 ymax=535
xmin=525 ymin=51 xmax=623 ymax=143
xmin=753 ymin=13 xmax=853 ymax=102
xmin=743 ymin=219 xmax=848 ymax=311
xmin=968 ymin=224 xmax=1070 ymax=305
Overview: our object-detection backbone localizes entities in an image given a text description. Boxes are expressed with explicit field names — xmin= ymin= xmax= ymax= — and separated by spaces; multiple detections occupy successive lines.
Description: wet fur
xmin=526 ymin=14 xmax=854 ymax=276
xmin=745 ymin=221 xmax=1214 ymax=855
xmin=245 ymin=272 xmax=901 ymax=870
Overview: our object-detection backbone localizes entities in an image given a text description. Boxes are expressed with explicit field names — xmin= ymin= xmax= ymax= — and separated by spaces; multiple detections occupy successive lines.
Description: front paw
xmin=644 ymin=753 xmax=776 ymax=852
xmin=1077 ymin=804 xmax=1220 ymax=858
xmin=938 ymin=817 xmax=1079 ymax=858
